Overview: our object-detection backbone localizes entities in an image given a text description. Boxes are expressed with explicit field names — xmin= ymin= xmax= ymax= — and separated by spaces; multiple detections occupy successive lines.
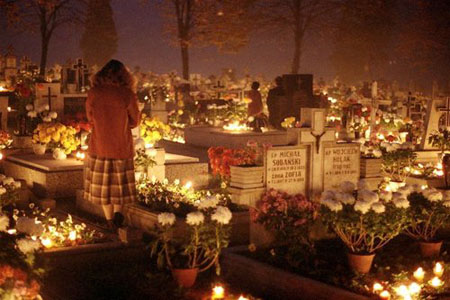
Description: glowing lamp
xmin=379 ymin=290 xmax=390 ymax=300
xmin=212 ymin=285 xmax=225 ymax=299
xmin=430 ymin=276 xmax=443 ymax=288
xmin=408 ymin=282 xmax=421 ymax=295
xmin=373 ymin=282 xmax=383 ymax=293
xmin=41 ymin=238 xmax=53 ymax=248
xmin=69 ymin=230 xmax=77 ymax=241
xmin=7 ymin=107 xmax=11 ymax=112
xmin=413 ymin=267 xmax=425 ymax=281
xmin=75 ymin=151 xmax=85 ymax=160
xmin=434 ymin=262 xmax=444 ymax=277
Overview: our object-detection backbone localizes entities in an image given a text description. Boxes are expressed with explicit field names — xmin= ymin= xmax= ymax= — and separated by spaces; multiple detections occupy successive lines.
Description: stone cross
xmin=438 ymin=97 xmax=450 ymax=127
xmin=43 ymin=87 xmax=57 ymax=111
xmin=72 ymin=59 xmax=88 ymax=92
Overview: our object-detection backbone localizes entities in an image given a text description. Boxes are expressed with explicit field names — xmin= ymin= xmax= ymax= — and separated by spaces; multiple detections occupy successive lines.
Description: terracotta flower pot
xmin=419 ymin=241 xmax=443 ymax=258
xmin=32 ymin=144 xmax=47 ymax=155
xmin=347 ymin=252 xmax=375 ymax=274
xmin=171 ymin=268 xmax=198 ymax=288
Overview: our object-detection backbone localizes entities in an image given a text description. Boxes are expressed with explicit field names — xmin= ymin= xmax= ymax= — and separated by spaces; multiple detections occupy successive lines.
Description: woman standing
xmin=84 ymin=60 xmax=141 ymax=229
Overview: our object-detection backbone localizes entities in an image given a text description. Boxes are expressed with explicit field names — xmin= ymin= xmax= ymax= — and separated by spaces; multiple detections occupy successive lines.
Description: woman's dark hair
xmin=275 ymin=76 xmax=283 ymax=86
xmin=92 ymin=59 xmax=136 ymax=91
xmin=251 ymin=81 xmax=260 ymax=90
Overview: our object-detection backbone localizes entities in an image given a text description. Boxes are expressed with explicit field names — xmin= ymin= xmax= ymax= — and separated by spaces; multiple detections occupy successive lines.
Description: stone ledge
xmin=222 ymin=246 xmax=369 ymax=300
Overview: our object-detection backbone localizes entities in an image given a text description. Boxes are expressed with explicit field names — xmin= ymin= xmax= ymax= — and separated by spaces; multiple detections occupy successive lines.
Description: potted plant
xmin=139 ymin=114 xmax=171 ymax=148
xmin=33 ymin=122 xmax=79 ymax=160
xmin=252 ymin=188 xmax=318 ymax=250
xmin=151 ymin=206 xmax=232 ymax=288
xmin=321 ymin=182 xmax=410 ymax=273
xmin=405 ymin=188 xmax=450 ymax=257
xmin=428 ymin=128 xmax=450 ymax=160
xmin=381 ymin=143 xmax=417 ymax=190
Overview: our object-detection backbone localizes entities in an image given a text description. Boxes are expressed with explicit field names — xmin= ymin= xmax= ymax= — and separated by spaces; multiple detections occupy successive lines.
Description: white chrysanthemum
xmin=426 ymin=191 xmax=443 ymax=202
xmin=0 ymin=214 xmax=9 ymax=232
xmin=354 ymin=200 xmax=371 ymax=214
xmin=16 ymin=217 xmax=44 ymax=236
xmin=49 ymin=111 xmax=57 ymax=119
xmin=340 ymin=181 xmax=356 ymax=194
xmin=186 ymin=211 xmax=205 ymax=226
xmin=373 ymin=149 xmax=382 ymax=158
xmin=358 ymin=190 xmax=379 ymax=203
xmin=0 ymin=187 xmax=6 ymax=195
xmin=211 ymin=206 xmax=232 ymax=225
xmin=321 ymin=190 xmax=336 ymax=201
xmin=27 ymin=111 xmax=38 ymax=118
xmin=13 ymin=181 xmax=21 ymax=189
xmin=380 ymin=141 xmax=389 ymax=148
xmin=371 ymin=202 xmax=385 ymax=213
xmin=17 ymin=238 xmax=41 ymax=254
xmin=411 ymin=184 xmax=423 ymax=194
xmin=357 ymin=179 xmax=368 ymax=191
xmin=44 ymin=104 xmax=50 ymax=111
xmin=397 ymin=185 xmax=412 ymax=198
xmin=444 ymin=191 xmax=450 ymax=202
xmin=443 ymin=201 xmax=450 ymax=208
xmin=3 ymin=177 xmax=15 ymax=185
xmin=393 ymin=197 xmax=409 ymax=209
xmin=157 ymin=212 xmax=176 ymax=227
xmin=379 ymin=190 xmax=393 ymax=202
xmin=25 ymin=104 xmax=34 ymax=111
xmin=322 ymin=198 xmax=343 ymax=212
xmin=336 ymin=192 xmax=355 ymax=205
xmin=196 ymin=195 xmax=220 ymax=210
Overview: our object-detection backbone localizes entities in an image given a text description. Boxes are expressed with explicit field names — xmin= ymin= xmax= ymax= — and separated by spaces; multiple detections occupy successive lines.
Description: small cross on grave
xmin=72 ymin=59 xmax=88 ymax=92
xmin=43 ymin=87 xmax=57 ymax=111
xmin=404 ymin=93 xmax=414 ymax=118
xmin=439 ymin=97 xmax=450 ymax=127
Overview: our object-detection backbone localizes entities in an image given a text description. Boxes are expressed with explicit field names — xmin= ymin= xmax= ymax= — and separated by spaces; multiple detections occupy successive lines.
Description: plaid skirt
xmin=84 ymin=155 xmax=137 ymax=205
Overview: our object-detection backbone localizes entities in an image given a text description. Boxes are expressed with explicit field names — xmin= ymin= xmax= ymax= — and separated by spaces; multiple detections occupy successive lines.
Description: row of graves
xmin=1 ymin=54 xmax=450 ymax=297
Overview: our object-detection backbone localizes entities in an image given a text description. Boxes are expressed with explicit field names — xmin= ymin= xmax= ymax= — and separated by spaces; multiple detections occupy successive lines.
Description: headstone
xmin=35 ymin=83 xmax=62 ymax=114
xmin=421 ymin=98 xmax=449 ymax=149
xmin=323 ymin=143 xmax=360 ymax=190
xmin=265 ymin=145 xmax=309 ymax=195
xmin=72 ymin=58 xmax=88 ymax=92
xmin=282 ymin=74 xmax=315 ymax=120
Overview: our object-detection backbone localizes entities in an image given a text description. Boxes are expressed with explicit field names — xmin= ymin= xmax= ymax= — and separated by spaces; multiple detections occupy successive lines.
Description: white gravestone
xmin=35 ymin=83 xmax=62 ymax=115
xmin=265 ymin=145 xmax=309 ymax=195
xmin=323 ymin=143 xmax=360 ymax=190
xmin=421 ymin=98 xmax=449 ymax=150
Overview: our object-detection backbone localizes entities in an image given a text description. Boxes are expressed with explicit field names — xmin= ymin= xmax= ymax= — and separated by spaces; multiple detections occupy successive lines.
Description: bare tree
xmin=1 ymin=0 xmax=85 ymax=77
xmin=255 ymin=0 xmax=339 ymax=74
xmin=158 ymin=0 xmax=255 ymax=79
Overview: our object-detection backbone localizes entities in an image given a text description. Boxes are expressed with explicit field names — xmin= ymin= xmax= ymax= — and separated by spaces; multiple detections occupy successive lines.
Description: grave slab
xmin=184 ymin=126 xmax=297 ymax=148
xmin=3 ymin=153 xmax=84 ymax=198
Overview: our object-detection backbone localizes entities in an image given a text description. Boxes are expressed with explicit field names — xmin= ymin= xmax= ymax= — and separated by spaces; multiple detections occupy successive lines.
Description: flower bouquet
xmin=151 ymin=206 xmax=232 ymax=287
xmin=139 ymin=114 xmax=171 ymax=147
xmin=253 ymin=189 xmax=318 ymax=259
xmin=405 ymin=187 xmax=450 ymax=257
xmin=0 ymin=130 xmax=13 ymax=150
xmin=0 ymin=214 xmax=43 ymax=299
xmin=32 ymin=122 xmax=80 ymax=158
xmin=208 ymin=146 xmax=257 ymax=181
xmin=320 ymin=181 xmax=411 ymax=273
xmin=0 ymin=175 xmax=22 ymax=210
xmin=428 ymin=128 xmax=450 ymax=157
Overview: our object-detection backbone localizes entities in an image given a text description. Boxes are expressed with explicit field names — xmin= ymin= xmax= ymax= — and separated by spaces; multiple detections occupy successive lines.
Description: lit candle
xmin=395 ymin=285 xmax=410 ymax=299
xmin=184 ymin=181 xmax=192 ymax=189
xmin=69 ymin=230 xmax=77 ymax=241
xmin=41 ymin=238 xmax=53 ymax=248
xmin=434 ymin=262 xmax=444 ymax=277
xmin=373 ymin=282 xmax=383 ymax=293
xmin=430 ymin=276 xmax=443 ymax=288
xmin=238 ymin=296 xmax=249 ymax=300
xmin=212 ymin=285 xmax=225 ymax=299
xmin=408 ymin=282 xmax=421 ymax=295
xmin=414 ymin=267 xmax=425 ymax=282
xmin=145 ymin=143 xmax=154 ymax=149
xmin=379 ymin=290 xmax=390 ymax=300
xmin=7 ymin=229 xmax=16 ymax=235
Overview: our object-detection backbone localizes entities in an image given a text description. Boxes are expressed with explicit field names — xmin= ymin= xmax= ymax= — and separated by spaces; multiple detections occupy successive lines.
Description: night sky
xmin=0 ymin=0 xmax=332 ymax=79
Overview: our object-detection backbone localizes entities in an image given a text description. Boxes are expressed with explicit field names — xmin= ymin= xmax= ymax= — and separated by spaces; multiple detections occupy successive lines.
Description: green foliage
xmin=428 ymin=129 xmax=450 ymax=154
xmin=405 ymin=192 xmax=450 ymax=242
xmin=382 ymin=149 xmax=417 ymax=182
xmin=134 ymin=149 xmax=157 ymax=172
